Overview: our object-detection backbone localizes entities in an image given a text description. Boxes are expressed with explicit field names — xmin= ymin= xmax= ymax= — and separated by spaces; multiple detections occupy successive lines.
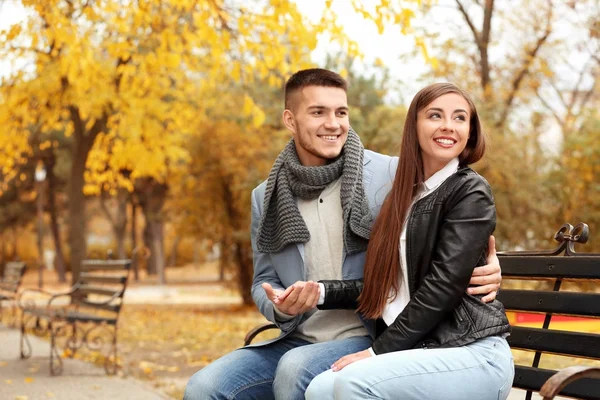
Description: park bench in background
xmin=0 ymin=261 xmax=27 ymax=326
xmin=244 ymin=222 xmax=600 ymax=399
xmin=18 ymin=259 xmax=131 ymax=376
xmin=497 ymin=222 xmax=600 ymax=399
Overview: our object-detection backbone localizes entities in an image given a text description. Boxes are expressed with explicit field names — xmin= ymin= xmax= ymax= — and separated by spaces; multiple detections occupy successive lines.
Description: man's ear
xmin=282 ymin=109 xmax=296 ymax=134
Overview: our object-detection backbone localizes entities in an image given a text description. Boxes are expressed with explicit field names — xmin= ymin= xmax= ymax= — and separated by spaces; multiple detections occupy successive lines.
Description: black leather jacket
xmin=319 ymin=167 xmax=510 ymax=355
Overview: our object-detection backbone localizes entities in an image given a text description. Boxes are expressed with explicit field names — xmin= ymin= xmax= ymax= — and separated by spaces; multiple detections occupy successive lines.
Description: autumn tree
xmin=0 ymin=0 xmax=357 ymax=283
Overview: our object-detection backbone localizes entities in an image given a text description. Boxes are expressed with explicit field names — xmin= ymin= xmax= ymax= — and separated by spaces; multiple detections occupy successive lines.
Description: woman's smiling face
xmin=416 ymin=93 xmax=471 ymax=179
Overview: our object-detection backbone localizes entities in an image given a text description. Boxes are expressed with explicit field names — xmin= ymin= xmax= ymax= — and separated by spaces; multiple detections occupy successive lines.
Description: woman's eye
xmin=429 ymin=113 xmax=441 ymax=119
xmin=455 ymin=115 xmax=466 ymax=121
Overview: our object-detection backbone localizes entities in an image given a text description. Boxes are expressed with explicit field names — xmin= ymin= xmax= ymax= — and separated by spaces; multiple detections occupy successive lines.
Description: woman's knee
xmin=305 ymin=369 xmax=336 ymax=400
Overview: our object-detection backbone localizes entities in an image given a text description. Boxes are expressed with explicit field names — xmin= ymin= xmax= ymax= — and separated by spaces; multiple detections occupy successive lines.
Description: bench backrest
xmin=71 ymin=259 xmax=131 ymax=318
xmin=0 ymin=261 xmax=26 ymax=294
xmin=497 ymin=223 xmax=600 ymax=400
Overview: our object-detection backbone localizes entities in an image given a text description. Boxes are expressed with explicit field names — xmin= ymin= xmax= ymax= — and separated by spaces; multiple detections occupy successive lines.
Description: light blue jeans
xmin=183 ymin=335 xmax=372 ymax=400
xmin=305 ymin=335 xmax=514 ymax=400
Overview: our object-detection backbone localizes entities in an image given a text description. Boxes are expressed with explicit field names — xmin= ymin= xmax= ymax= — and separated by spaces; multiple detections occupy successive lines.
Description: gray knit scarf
xmin=256 ymin=129 xmax=372 ymax=255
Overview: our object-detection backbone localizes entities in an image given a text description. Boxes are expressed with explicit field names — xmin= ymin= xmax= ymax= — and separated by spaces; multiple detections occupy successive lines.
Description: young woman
xmin=304 ymin=83 xmax=514 ymax=400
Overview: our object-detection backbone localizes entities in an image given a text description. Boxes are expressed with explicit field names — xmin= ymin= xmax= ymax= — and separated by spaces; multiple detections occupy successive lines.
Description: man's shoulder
xmin=364 ymin=149 xmax=399 ymax=172
xmin=252 ymin=180 xmax=268 ymax=200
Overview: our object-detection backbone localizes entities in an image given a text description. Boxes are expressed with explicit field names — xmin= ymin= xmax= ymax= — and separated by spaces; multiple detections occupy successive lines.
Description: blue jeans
xmin=306 ymin=335 xmax=514 ymax=400
xmin=183 ymin=335 xmax=372 ymax=400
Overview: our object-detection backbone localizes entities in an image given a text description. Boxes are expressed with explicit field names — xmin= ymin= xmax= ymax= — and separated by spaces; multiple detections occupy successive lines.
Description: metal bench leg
xmin=105 ymin=325 xmax=118 ymax=375
xmin=49 ymin=321 xmax=64 ymax=376
xmin=20 ymin=313 xmax=32 ymax=359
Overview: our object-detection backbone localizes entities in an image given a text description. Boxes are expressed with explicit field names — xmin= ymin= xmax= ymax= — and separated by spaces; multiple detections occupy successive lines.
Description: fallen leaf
xmin=46 ymin=392 xmax=55 ymax=397
xmin=0 ymin=361 xmax=7 ymax=367
xmin=5 ymin=379 xmax=12 ymax=384
xmin=24 ymin=377 xmax=34 ymax=384
xmin=15 ymin=396 xmax=29 ymax=400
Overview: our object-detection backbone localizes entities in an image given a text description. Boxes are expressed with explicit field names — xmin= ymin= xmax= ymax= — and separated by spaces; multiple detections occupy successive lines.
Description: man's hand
xmin=331 ymin=349 xmax=372 ymax=372
xmin=262 ymin=281 xmax=320 ymax=316
xmin=468 ymin=235 xmax=502 ymax=303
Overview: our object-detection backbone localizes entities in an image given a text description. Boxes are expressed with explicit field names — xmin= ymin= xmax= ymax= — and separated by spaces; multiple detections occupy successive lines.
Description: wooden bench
xmin=18 ymin=259 xmax=131 ymax=375
xmin=0 ymin=261 xmax=27 ymax=326
xmin=245 ymin=222 xmax=600 ymax=399
xmin=497 ymin=222 xmax=600 ymax=399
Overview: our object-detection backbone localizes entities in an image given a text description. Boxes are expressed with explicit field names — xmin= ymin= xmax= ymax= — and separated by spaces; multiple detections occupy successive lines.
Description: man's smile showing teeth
xmin=321 ymin=136 xmax=339 ymax=141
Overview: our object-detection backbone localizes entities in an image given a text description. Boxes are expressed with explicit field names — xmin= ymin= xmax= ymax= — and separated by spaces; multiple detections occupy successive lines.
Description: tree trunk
xmin=68 ymin=108 xmax=105 ymax=284
xmin=137 ymin=178 xmax=168 ymax=284
xmin=0 ymin=233 xmax=5 ymax=276
xmin=233 ymin=237 xmax=253 ymax=305
xmin=12 ymin=226 xmax=18 ymax=260
xmin=45 ymin=153 xmax=66 ymax=282
xmin=100 ymin=188 xmax=128 ymax=259
xmin=168 ymin=236 xmax=180 ymax=267
xmin=221 ymin=180 xmax=253 ymax=305
xmin=69 ymin=145 xmax=87 ymax=283
xmin=131 ymin=197 xmax=139 ymax=281
xmin=143 ymin=223 xmax=156 ymax=275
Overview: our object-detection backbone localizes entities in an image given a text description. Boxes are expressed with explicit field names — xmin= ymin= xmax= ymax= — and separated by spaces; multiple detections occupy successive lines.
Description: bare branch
xmin=455 ymin=0 xmax=481 ymax=48
xmin=496 ymin=2 xmax=553 ymax=128
xmin=535 ymin=88 xmax=563 ymax=127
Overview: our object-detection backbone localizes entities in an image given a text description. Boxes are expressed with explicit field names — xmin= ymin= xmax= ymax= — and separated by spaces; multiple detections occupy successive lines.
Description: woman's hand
xmin=331 ymin=349 xmax=372 ymax=372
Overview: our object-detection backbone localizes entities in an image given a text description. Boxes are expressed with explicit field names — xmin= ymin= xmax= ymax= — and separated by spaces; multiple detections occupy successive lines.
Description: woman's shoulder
xmin=449 ymin=167 xmax=494 ymax=199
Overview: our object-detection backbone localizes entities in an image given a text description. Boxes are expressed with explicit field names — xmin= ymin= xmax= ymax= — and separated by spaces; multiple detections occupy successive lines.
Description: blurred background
xmin=0 ymin=0 xmax=598 ymax=397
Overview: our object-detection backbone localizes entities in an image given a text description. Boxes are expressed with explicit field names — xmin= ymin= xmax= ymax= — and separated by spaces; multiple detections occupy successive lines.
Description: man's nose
xmin=324 ymin=113 xmax=340 ymax=129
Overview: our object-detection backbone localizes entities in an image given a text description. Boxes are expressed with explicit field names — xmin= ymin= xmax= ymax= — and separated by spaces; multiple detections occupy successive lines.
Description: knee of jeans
xmin=184 ymin=369 xmax=221 ymax=400
xmin=333 ymin=370 xmax=367 ymax=399
xmin=273 ymin=347 xmax=311 ymax=386
xmin=305 ymin=370 xmax=334 ymax=400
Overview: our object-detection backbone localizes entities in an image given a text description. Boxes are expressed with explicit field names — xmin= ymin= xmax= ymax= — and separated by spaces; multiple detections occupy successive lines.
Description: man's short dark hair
xmin=284 ymin=68 xmax=348 ymax=110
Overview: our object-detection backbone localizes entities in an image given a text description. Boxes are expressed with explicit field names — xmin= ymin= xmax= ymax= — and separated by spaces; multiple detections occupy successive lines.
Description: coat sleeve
xmin=318 ymin=279 xmax=364 ymax=310
xmin=372 ymin=175 xmax=496 ymax=355
xmin=249 ymin=187 xmax=302 ymax=333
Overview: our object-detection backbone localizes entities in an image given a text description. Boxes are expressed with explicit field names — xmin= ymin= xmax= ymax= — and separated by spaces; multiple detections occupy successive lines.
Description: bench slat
xmin=81 ymin=260 xmax=131 ymax=272
xmin=76 ymin=285 xmax=122 ymax=297
xmin=508 ymin=327 xmax=600 ymax=359
xmin=513 ymin=365 xmax=600 ymax=399
xmin=498 ymin=290 xmax=600 ymax=317
xmin=499 ymin=256 xmax=600 ymax=279
xmin=72 ymin=299 xmax=121 ymax=313
xmin=79 ymin=273 xmax=127 ymax=284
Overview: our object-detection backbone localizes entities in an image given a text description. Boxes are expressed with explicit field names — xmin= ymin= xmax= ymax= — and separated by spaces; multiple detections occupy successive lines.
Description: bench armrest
xmin=18 ymin=285 xmax=79 ymax=310
xmin=244 ymin=323 xmax=279 ymax=346
xmin=540 ymin=366 xmax=600 ymax=400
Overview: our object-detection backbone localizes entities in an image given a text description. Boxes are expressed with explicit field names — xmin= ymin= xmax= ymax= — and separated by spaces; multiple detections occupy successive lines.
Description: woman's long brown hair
xmin=357 ymin=83 xmax=486 ymax=319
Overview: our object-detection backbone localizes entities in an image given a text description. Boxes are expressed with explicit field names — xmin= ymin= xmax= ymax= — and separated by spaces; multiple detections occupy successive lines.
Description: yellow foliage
xmin=0 ymin=0 xmax=358 ymax=192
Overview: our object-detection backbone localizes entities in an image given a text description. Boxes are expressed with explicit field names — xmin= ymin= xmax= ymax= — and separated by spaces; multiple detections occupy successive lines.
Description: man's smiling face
xmin=283 ymin=85 xmax=349 ymax=166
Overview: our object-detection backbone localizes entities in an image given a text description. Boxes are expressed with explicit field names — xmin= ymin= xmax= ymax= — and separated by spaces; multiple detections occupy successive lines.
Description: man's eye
xmin=337 ymin=111 xmax=347 ymax=116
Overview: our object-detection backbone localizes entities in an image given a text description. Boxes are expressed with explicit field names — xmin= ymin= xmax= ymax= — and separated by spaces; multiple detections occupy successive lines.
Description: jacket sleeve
xmin=317 ymin=279 xmax=364 ymax=310
xmin=250 ymin=187 xmax=302 ymax=333
xmin=372 ymin=175 xmax=496 ymax=355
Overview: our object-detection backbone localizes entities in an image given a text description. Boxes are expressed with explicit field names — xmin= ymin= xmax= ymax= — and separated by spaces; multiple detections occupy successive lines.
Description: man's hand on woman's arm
xmin=467 ymin=235 xmax=501 ymax=302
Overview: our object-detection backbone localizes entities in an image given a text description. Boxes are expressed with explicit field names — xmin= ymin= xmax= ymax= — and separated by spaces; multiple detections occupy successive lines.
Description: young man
xmin=184 ymin=69 xmax=502 ymax=400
